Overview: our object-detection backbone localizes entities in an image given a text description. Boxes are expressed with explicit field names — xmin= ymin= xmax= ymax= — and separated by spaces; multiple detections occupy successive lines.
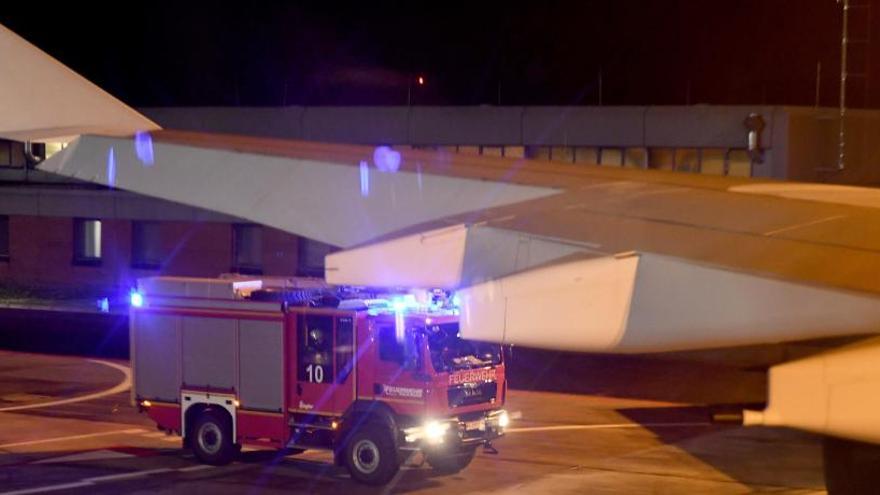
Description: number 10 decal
xmin=306 ymin=364 xmax=324 ymax=383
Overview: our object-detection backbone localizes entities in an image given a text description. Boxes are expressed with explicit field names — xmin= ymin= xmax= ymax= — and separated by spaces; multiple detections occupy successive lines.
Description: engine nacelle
xmin=745 ymin=336 xmax=880 ymax=444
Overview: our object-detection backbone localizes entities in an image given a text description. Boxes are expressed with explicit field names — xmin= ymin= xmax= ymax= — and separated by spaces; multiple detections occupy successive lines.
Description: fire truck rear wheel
xmin=191 ymin=409 xmax=237 ymax=466
xmin=343 ymin=422 xmax=399 ymax=485
xmin=427 ymin=446 xmax=477 ymax=475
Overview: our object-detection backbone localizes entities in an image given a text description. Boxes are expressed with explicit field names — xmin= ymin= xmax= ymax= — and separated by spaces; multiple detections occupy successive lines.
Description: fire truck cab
xmin=130 ymin=276 xmax=508 ymax=485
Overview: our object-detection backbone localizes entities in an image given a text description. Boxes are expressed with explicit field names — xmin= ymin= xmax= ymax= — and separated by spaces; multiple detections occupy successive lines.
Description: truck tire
xmin=427 ymin=446 xmax=477 ymax=475
xmin=343 ymin=422 xmax=400 ymax=485
xmin=190 ymin=409 xmax=237 ymax=466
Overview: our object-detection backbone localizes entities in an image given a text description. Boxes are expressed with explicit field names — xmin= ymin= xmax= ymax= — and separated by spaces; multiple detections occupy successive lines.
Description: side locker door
xmin=292 ymin=312 xmax=336 ymax=414
xmin=333 ymin=315 xmax=356 ymax=412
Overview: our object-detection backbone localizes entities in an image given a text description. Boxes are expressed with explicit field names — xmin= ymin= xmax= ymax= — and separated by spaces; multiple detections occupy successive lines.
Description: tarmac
xmin=0 ymin=350 xmax=826 ymax=494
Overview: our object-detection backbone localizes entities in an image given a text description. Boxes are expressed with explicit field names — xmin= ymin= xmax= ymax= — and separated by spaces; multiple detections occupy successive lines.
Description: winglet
xmin=0 ymin=23 xmax=160 ymax=142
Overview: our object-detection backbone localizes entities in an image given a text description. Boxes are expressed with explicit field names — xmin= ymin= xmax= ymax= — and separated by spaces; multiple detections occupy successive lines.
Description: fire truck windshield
xmin=426 ymin=323 xmax=502 ymax=372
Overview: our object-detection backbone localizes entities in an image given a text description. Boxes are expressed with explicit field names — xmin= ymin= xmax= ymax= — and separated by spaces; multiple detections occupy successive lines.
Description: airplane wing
xmin=325 ymin=159 xmax=880 ymax=352
xmin=9 ymin=18 xmax=880 ymax=356
xmin=36 ymin=130 xmax=880 ymax=353
xmin=0 ymin=23 xmax=159 ymax=142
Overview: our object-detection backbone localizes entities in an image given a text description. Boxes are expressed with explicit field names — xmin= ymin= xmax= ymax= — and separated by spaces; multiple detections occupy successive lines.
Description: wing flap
xmin=459 ymin=252 xmax=880 ymax=353
xmin=325 ymin=223 xmax=596 ymax=287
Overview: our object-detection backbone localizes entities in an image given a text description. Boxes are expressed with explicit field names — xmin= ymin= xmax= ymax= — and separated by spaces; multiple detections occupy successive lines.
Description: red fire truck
xmin=130 ymin=276 xmax=508 ymax=485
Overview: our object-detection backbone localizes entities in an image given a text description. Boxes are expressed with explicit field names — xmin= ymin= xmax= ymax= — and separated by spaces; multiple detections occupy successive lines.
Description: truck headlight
xmin=423 ymin=420 xmax=450 ymax=444
xmin=498 ymin=410 xmax=510 ymax=429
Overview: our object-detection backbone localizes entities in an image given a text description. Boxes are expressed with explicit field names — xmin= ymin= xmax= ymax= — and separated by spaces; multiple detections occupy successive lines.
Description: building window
xmin=297 ymin=237 xmax=337 ymax=277
xmin=10 ymin=143 xmax=25 ymax=168
xmin=0 ymin=140 xmax=11 ymax=167
xmin=0 ymin=140 xmax=25 ymax=168
xmin=575 ymin=147 xmax=600 ymax=164
xmin=0 ymin=216 xmax=8 ymax=262
xmin=480 ymin=146 xmax=504 ymax=157
xmin=599 ymin=148 xmax=623 ymax=166
xmin=44 ymin=142 xmax=66 ymax=160
xmin=727 ymin=149 xmax=753 ymax=177
xmin=551 ymin=146 xmax=575 ymax=163
xmin=410 ymin=145 xmax=438 ymax=152
xmin=232 ymin=224 xmax=262 ymax=274
xmin=674 ymin=148 xmax=700 ymax=173
xmin=503 ymin=146 xmax=525 ymax=158
xmin=701 ymin=149 xmax=727 ymax=175
xmin=624 ymin=148 xmax=648 ymax=168
xmin=73 ymin=219 xmax=102 ymax=265
xmin=647 ymin=148 xmax=675 ymax=170
xmin=131 ymin=221 xmax=162 ymax=269
xmin=524 ymin=146 xmax=551 ymax=161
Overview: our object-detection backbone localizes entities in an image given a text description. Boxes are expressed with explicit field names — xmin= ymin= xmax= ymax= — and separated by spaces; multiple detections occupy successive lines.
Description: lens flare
xmin=106 ymin=147 xmax=116 ymax=187
xmin=134 ymin=131 xmax=155 ymax=165
xmin=373 ymin=146 xmax=401 ymax=172
xmin=359 ymin=160 xmax=370 ymax=196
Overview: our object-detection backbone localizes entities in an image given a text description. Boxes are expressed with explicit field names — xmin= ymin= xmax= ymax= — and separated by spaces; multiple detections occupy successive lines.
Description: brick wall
xmin=0 ymin=216 xmax=302 ymax=290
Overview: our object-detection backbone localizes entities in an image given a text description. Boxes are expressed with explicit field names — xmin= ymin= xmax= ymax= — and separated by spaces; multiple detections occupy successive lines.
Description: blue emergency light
xmin=130 ymin=290 xmax=144 ymax=308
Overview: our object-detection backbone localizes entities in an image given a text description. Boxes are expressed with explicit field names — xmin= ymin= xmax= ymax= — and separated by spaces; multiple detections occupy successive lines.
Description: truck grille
xmin=448 ymin=381 xmax=497 ymax=408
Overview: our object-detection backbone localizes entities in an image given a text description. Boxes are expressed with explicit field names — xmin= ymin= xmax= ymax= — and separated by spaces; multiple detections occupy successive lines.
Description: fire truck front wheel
xmin=343 ymin=422 xmax=400 ymax=485
xmin=190 ymin=409 xmax=237 ymax=465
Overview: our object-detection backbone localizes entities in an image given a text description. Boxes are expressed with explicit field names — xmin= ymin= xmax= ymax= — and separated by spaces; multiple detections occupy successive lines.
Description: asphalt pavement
xmin=0 ymin=350 xmax=826 ymax=494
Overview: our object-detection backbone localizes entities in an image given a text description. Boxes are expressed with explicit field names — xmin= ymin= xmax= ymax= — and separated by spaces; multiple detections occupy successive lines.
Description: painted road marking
xmin=177 ymin=464 xmax=214 ymax=473
xmin=763 ymin=214 xmax=847 ymax=236
xmin=83 ymin=468 xmax=173 ymax=483
xmin=34 ymin=449 xmax=135 ymax=464
xmin=0 ymin=419 xmax=714 ymax=494
xmin=135 ymin=431 xmax=179 ymax=442
xmin=0 ymin=360 xmax=131 ymax=413
xmin=507 ymin=421 xmax=711 ymax=434
xmin=0 ymin=467 xmax=180 ymax=495
xmin=1 ymin=481 xmax=93 ymax=495
xmin=0 ymin=428 xmax=145 ymax=450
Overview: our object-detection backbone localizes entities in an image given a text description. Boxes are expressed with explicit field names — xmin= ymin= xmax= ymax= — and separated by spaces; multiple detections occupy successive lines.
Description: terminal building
xmin=1 ymin=104 xmax=879 ymax=300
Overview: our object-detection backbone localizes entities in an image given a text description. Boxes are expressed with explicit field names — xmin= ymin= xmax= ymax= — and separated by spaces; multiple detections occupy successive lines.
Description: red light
xmin=417 ymin=76 xmax=425 ymax=86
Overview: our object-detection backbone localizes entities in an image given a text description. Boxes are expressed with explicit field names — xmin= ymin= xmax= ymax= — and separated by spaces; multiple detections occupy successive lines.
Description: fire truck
xmin=129 ymin=276 xmax=508 ymax=485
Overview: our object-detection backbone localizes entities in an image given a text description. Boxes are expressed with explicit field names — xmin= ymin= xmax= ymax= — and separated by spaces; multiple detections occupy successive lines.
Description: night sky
xmin=0 ymin=1 xmax=870 ymax=108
